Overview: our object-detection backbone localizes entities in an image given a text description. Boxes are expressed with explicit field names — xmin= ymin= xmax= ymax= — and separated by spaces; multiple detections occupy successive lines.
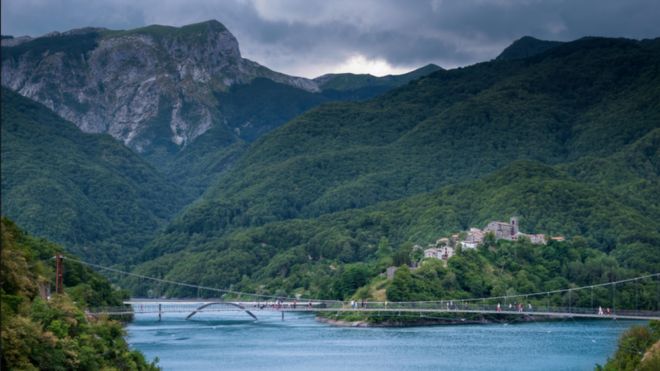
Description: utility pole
xmin=55 ymin=254 xmax=64 ymax=294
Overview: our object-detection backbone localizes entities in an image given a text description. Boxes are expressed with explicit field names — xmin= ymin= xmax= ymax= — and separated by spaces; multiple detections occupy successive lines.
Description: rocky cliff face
xmin=1 ymin=20 xmax=318 ymax=155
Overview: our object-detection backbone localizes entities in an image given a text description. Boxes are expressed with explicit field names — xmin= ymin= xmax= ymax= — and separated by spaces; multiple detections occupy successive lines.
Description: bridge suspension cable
xmin=393 ymin=272 xmax=660 ymax=305
xmin=63 ymin=256 xmax=336 ymax=303
xmin=64 ymin=256 xmax=659 ymax=307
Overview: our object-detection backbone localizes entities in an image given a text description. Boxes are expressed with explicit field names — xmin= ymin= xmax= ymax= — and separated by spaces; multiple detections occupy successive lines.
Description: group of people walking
xmin=349 ymin=299 xmax=368 ymax=309
xmin=495 ymin=302 xmax=532 ymax=312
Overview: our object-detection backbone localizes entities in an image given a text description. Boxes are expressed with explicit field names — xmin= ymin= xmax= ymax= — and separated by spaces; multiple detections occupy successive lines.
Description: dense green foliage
xmin=597 ymin=321 xmax=660 ymax=371
xmin=129 ymin=159 xmax=659 ymax=300
xmin=0 ymin=218 xmax=158 ymax=370
xmin=217 ymin=78 xmax=330 ymax=141
xmin=386 ymin=238 xmax=655 ymax=306
xmin=0 ymin=88 xmax=187 ymax=264
xmin=167 ymin=68 xmax=443 ymax=196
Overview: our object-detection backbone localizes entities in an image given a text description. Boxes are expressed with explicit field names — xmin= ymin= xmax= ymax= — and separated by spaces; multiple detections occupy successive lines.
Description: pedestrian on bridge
xmin=598 ymin=306 xmax=604 ymax=315
xmin=497 ymin=303 xmax=501 ymax=312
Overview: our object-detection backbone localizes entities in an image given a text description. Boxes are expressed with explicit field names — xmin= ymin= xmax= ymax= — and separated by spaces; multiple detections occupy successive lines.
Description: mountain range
xmin=1 ymin=20 xmax=442 ymax=259
xmin=1 ymin=20 xmax=440 ymax=177
xmin=1 ymin=21 xmax=658 ymax=298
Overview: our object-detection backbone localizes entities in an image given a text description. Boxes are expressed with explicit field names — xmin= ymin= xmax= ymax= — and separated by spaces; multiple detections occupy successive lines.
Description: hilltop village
xmin=421 ymin=217 xmax=564 ymax=262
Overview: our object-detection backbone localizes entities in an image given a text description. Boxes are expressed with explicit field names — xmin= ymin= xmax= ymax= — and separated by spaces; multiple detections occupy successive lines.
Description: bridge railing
xmin=87 ymin=301 xmax=660 ymax=319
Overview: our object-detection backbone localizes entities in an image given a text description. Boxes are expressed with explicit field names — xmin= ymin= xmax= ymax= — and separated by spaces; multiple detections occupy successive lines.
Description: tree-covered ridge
xmin=314 ymin=63 xmax=442 ymax=97
xmin=143 ymin=36 xmax=660 ymax=262
xmin=495 ymin=35 xmax=563 ymax=60
xmin=562 ymin=128 xmax=660 ymax=225
xmin=0 ymin=88 xmax=187 ymax=264
xmin=131 ymin=155 xmax=659 ymax=299
xmin=0 ymin=218 xmax=158 ymax=370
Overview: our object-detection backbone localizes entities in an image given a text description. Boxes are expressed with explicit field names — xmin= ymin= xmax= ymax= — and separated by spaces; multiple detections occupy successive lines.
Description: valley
xmin=1 ymin=16 xmax=659 ymax=371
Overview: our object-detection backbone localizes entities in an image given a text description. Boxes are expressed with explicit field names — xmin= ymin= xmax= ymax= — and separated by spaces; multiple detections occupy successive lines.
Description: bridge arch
xmin=185 ymin=302 xmax=258 ymax=321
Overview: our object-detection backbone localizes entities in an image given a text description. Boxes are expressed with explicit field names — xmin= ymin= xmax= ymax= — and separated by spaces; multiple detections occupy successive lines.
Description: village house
xmin=467 ymin=216 xmax=548 ymax=246
xmin=424 ymin=246 xmax=455 ymax=260
xmin=440 ymin=246 xmax=454 ymax=259
xmin=460 ymin=228 xmax=484 ymax=249
xmin=424 ymin=247 xmax=441 ymax=259
xmin=525 ymin=234 xmax=547 ymax=244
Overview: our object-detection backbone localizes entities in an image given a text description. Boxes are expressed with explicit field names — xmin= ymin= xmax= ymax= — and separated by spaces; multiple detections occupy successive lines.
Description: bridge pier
xmin=282 ymin=311 xmax=284 ymax=321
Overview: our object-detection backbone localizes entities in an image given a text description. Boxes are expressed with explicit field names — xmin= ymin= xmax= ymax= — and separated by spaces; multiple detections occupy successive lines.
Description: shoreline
xmin=315 ymin=314 xmax=563 ymax=327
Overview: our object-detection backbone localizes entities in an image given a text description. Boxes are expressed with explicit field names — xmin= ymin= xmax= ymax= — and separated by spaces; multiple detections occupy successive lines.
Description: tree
xmin=387 ymin=265 xmax=414 ymax=301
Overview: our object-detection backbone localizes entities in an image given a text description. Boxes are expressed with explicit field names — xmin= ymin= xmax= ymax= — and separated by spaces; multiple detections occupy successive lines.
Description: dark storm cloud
xmin=2 ymin=0 xmax=659 ymax=77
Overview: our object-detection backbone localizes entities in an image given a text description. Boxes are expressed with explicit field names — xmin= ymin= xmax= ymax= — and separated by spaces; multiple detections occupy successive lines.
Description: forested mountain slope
xmin=1 ymin=88 xmax=186 ymax=264
xmin=145 ymin=37 xmax=660 ymax=260
xmin=133 ymin=159 xmax=659 ymax=297
xmin=129 ymin=37 xmax=659 ymax=299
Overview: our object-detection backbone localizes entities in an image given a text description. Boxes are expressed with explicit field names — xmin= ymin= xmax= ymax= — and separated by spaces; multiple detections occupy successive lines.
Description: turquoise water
xmin=126 ymin=312 xmax=641 ymax=370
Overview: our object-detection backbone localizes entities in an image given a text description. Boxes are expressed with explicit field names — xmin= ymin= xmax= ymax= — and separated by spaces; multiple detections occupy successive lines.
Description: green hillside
xmin=0 ymin=88 xmax=186 ymax=264
xmin=0 ymin=218 xmax=158 ymax=370
xmin=132 ymin=157 xmax=659 ymax=297
xmin=144 ymin=37 xmax=660 ymax=260
xmin=168 ymin=69 xmax=444 ymax=196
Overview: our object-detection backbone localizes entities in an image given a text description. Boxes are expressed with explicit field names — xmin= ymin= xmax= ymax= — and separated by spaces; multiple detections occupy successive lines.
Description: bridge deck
xmin=84 ymin=300 xmax=660 ymax=321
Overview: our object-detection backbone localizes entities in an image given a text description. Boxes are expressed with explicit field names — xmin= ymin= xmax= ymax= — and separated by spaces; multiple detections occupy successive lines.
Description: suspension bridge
xmin=61 ymin=257 xmax=660 ymax=322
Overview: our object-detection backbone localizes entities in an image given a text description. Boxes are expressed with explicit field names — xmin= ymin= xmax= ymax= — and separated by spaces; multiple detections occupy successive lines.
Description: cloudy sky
xmin=2 ymin=0 xmax=660 ymax=78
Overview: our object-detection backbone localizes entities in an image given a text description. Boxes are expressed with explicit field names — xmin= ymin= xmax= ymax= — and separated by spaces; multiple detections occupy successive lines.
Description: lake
xmin=127 ymin=311 xmax=640 ymax=370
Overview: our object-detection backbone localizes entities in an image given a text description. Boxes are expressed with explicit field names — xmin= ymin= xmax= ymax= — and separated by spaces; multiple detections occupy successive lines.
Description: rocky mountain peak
xmin=1 ymin=20 xmax=318 ymax=156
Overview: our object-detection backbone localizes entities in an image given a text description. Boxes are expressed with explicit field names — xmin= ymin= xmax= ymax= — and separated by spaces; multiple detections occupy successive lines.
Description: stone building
xmin=484 ymin=217 xmax=519 ymax=241
xmin=423 ymin=246 xmax=455 ymax=261
xmin=461 ymin=228 xmax=485 ymax=249
xmin=525 ymin=233 xmax=547 ymax=245
xmin=424 ymin=248 xmax=441 ymax=259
